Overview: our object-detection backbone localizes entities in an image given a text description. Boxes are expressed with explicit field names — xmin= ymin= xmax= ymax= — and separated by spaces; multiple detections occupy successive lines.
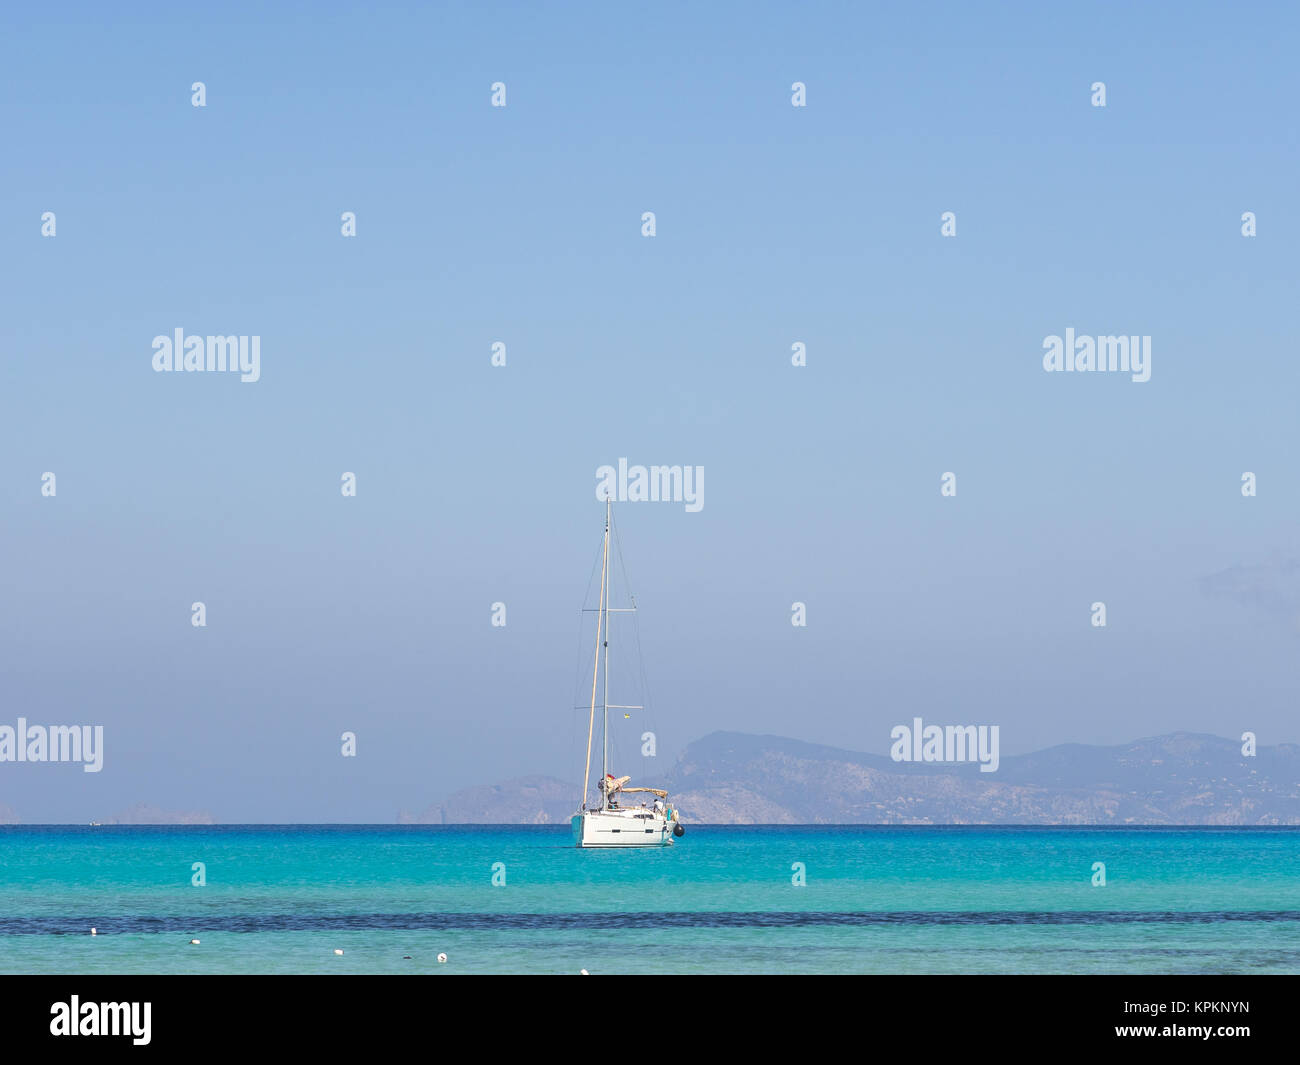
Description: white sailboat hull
xmin=572 ymin=809 xmax=675 ymax=848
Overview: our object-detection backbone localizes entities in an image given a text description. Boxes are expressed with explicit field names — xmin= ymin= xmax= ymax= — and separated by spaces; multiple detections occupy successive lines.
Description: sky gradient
xmin=1 ymin=1 xmax=1297 ymax=821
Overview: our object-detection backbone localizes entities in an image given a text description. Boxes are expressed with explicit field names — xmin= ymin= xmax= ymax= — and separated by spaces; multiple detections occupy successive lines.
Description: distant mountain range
xmin=96 ymin=803 xmax=216 ymax=826
xmin=399 ymin=776 xmax=574 ymax=826
xmin=408 ymin=731 xmax=1300 ymax=825
xmin=0 ymin=802 xmax=216 ymax=826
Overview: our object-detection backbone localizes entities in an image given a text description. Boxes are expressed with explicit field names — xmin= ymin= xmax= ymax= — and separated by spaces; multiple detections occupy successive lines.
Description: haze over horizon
xmin=2 ymin=2 xmax=1297 ymax=822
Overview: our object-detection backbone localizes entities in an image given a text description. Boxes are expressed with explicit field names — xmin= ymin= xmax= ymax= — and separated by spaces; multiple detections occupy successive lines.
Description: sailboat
xmin=572 ymin=499 xmax=684 ymax=848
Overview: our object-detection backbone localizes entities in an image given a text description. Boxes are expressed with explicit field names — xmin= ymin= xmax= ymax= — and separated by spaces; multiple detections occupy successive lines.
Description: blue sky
xmin=1 ymin=2 xmax=1297 ymax=821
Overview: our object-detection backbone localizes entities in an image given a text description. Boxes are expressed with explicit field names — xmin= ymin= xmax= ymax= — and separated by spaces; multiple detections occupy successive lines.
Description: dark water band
xmin=6 ymin=910 xmax=1300 ymax=935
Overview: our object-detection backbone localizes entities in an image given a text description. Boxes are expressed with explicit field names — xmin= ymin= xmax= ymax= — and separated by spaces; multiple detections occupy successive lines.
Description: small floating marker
xmin=90 ymin=928 xmax=97 ymax=936
xmin=580 ymin=969 xmax=589 ymax=976
xmin=437 ymin=952 xmax=447 ymax=964
xmin=334 ymin=948 xmax=344 ymax=955
xmin=189 ymin=939 xmax=200 ymax=945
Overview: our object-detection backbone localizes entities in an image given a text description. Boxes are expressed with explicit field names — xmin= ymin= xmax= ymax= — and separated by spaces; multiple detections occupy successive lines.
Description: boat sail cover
xmin=599 ymin=774 xmax=668 ymax=800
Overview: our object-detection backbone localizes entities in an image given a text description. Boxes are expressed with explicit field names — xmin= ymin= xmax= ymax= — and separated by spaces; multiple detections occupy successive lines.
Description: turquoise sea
xmin=1 ymin=826 xmax=1297 ymax=974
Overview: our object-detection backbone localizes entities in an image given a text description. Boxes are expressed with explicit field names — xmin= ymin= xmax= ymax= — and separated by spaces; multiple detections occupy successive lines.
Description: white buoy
xmin=334 ymin=948 xmax=344 ymax=955
xmin=90 ymin=928 xmax=97 ymax=936
xmin=580 ymin=969 xmax=589 ymax=976
xmin=437 ymin=952 xmax=447 ymax=964
xmin=189 ymin=938 xmax=200 ymax=945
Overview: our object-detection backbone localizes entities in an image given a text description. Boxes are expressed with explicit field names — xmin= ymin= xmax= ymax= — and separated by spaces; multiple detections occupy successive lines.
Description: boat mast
xmin=600 ymin=497 xmax=612 ymax=809
xmin=581 ymin=498 xmax=609 ymax=811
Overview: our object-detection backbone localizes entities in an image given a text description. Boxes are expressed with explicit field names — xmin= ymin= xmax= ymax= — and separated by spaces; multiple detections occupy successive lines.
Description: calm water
xmin=1 ymin=826 xmax=1296 ymax=974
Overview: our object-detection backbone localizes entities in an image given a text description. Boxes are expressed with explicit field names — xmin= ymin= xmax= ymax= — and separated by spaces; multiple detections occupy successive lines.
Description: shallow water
xmin=1 ymin=825 xmax=1296 ymax=974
